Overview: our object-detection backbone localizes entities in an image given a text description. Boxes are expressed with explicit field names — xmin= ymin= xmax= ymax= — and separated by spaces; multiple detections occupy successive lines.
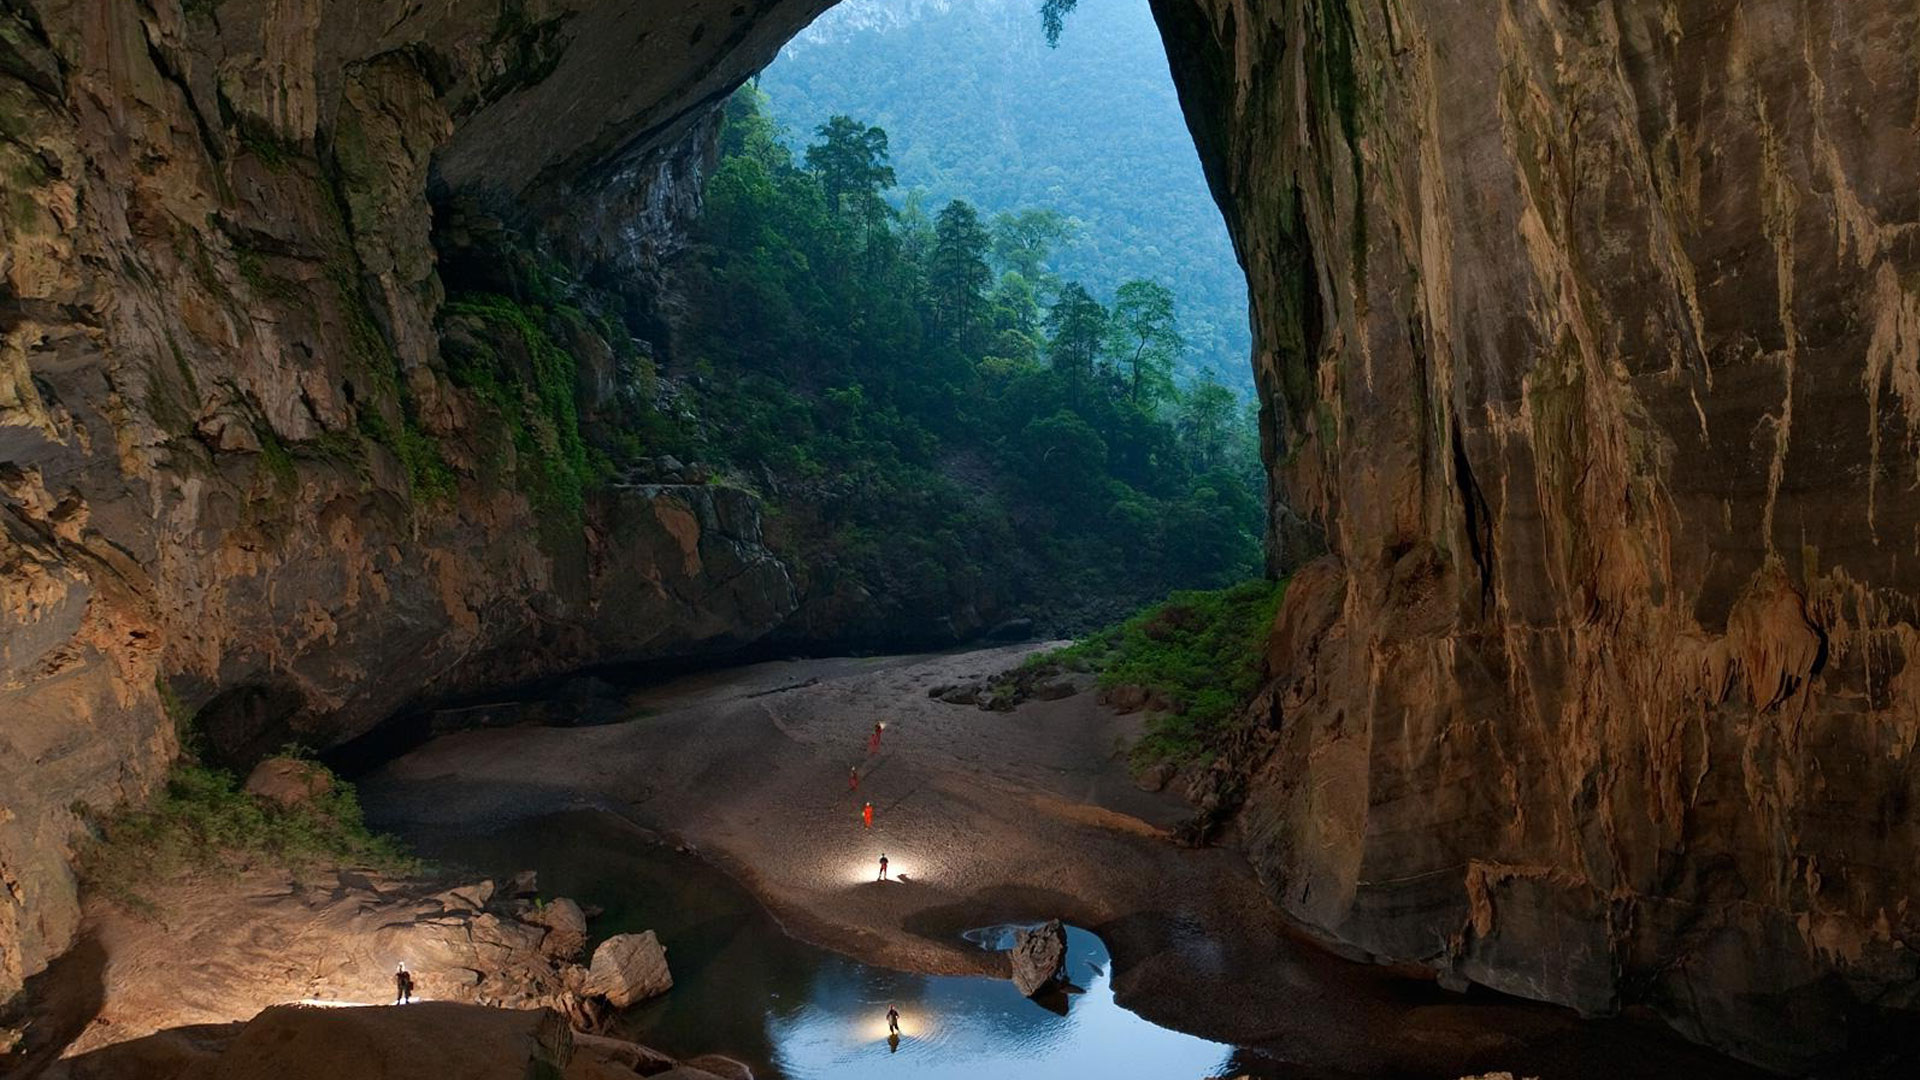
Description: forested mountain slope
xmin=759 ymin=0 xmax=1252 ymax=390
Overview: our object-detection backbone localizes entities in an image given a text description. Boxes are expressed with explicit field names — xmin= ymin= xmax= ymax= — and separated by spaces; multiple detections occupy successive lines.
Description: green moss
xmin=74 ymin=760 xmax=415 ymax=912
xmin=235 ymin=247 xmax=299 ymax=302
xmin=235 ymin=125 xmax=297 ymax=171
xmin=327 ymin=265 xmax=455 ymax=503
xmin=443 ymin=292 xmax=601 ymax=522
xmin=1039 ymin=578 xmax=1286 ymax=767
xmin=255 ymin=423 xmax=298 ymax=496
xmin=166 ymin=331 xmax=200 ymax=400
xmin=156 ymin=676 xmax=194 ymax=751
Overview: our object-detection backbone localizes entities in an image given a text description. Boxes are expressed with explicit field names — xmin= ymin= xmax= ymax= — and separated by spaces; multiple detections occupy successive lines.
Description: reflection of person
xmin=888 ymin=1032 xmax=901 ymax=1053
xmin=887 ymin=1005 xmax=900 ymax=1034
xmin=848 ymin=764 xmax=859 ymax=791
xmin=878 ymin=854 xmax=889 ymax=881
xmin=869 ymin=722 xmax=883 ymax=755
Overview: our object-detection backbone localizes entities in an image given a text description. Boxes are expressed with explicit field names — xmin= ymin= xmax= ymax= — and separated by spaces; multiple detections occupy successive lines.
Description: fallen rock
xmin=572 ymin=1031 xmax=676 ymax=1075
xmin=1029 ymin=673 xmax=1093 ymax=701
xmin=1133 ymin=760 xmax=1176 ymax=793
xmin=242 ymin=758 xmax=335 ymax=809
xmin=506 ymin=870 xmax=540 ymax=899
xmin=984 ymin=617 xmax=1035 ymax=642
xmin=194 ymin=1002 xmax=571 ymax=1080
xmin=929 ymin=683 xmax=980 ymax=705
xmin=525 ymin=898 xmax=590 ymax=960
xmin=1010 ymin=919 xmax=1067 ymax=997
xmin=582 ymin=931 xmax=673 ymax=1008
xmin=429 ymin=879 xmax=496 ymax=913
xmin=684 ymin=1053 xmax=754 ymax=1080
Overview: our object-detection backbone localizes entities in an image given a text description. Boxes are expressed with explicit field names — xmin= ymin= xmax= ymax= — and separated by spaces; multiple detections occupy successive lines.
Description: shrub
xmin=1046 ymin=577 xmax=1285 ymax=767
xmin=76 ymin=760 xmax=413 ymax=911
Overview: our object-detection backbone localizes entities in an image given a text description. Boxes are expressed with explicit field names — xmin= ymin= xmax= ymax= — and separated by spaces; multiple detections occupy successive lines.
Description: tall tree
xmin=804 ymin=115 xmax=896 ymax=220
xmin=990 ymin=208 xmax=1077 ymax=286
xmin=1040 ymin=0 xmax=1079 ymax=46
xmin=1108 ymin=279 xmax=1183 ymax=404
xmin=929 ymin=199 xmax=992 ymax=348
xmin=1044 ymin=282 xmax=1107 ymax=383
xmin=1178 ymin=374 xmax=1239 ymax=470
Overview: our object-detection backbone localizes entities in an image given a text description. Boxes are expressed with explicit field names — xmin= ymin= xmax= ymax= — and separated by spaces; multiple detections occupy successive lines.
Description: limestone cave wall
xmin=1151 ymin=0 xmax=1920 ymax=1068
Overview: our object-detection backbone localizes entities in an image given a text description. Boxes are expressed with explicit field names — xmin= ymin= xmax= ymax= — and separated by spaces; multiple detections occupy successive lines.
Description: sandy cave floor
xmin=347 ymin=645 xmax=1765 ymax=1080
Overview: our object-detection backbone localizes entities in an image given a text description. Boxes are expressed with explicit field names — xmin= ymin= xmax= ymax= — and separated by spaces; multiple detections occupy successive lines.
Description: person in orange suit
xmin=863 ymin=801 xmax=874 ymax=829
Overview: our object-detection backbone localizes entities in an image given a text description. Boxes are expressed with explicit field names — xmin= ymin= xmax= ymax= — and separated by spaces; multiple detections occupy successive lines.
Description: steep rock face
xmin=1151 ymin=0 xmax=1920 ymax=1068
xmin=0 ymin=0 xmax=820 ymax=1001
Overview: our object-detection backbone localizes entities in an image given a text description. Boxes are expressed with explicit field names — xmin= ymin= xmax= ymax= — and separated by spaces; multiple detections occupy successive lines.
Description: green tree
xmin=718 ymin=85 xmax=790 ymax=172
xmin=929 ymin=199 xmax=992 ymax=348
xmin=990 ymin=208 xmax=1078 ymax=287
xmin=805 ymin=115 xmax=896 ymax=220
xmin=1108 ymin=279 xmax=1183 ymax=405
xmin=1044 ymin=282 xmax=1106 ymax=383
xmin=1040 ymin=0 xmax=1079 ymax=46
xmin=1178 ymin=374 xmax=1239 ymax=471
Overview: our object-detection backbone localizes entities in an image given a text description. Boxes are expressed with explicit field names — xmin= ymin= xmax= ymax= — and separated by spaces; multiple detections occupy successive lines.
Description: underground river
xmin=353 ymin=646 xmax=1771 ymax=1080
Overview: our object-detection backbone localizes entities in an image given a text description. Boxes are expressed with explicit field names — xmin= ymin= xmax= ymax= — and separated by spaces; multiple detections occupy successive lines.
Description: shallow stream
xmin=405 ymin=809 xmax=1261 ymax=1080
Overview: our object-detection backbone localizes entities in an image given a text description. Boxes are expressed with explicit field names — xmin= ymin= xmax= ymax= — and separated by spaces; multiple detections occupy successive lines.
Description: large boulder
xmin=581 ymin=931 xmax=673 ymax=1008
xmin=242 ymin=758 xmax=335 ymax=809
xmin=524 ymin=898 xmax=590 ymax=960
xmin=1009 ymin=920 xmax=1067 ymax=997
xmin=683 ymin=1054 xmax=754 ymax=1080
xmin=194 ymin=1002 xmax=572 ymax=1080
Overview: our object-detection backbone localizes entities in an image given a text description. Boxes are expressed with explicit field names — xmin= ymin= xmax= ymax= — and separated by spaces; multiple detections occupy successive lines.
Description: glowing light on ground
xmin=841 ymin=856 xmax=915 ymax=885
xmin=854 ymin=1006 xmax=930 ymax=1043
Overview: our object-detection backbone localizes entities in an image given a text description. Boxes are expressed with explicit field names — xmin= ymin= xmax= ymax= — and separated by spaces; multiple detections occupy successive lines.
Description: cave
xmin=3 ymin=1 xmax=1920 ymax=1077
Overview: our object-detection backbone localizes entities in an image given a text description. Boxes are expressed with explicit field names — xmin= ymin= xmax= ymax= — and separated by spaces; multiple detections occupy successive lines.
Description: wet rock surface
xmin=1009 ymin=920 xmax=1067 ymax=998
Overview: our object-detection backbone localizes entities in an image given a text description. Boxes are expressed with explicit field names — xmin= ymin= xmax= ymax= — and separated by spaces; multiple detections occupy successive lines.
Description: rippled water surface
xmin=407 ymin=810 xmax=1241 ymax=1080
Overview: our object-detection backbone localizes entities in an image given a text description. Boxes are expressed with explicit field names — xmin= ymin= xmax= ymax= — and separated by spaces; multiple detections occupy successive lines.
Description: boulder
xmin=571 ymin=1032 xmax=676 ymax=1075
xmin=429 ymin=880 xmax=496 ymax=913
xmin=984 ymin=617 xmax=1035 ymax=642
xmin=242 ymin=758 xmax=335 ymax=809
xmin=525 ymin=897 xmax=590 ymax=960
xmin=190 ymin=1002 xmax=572 ymax=1080
xmin=506 ymin=870 xmax=540 ymax=899
xmin=582 ymin=931 xmax=673 ymax=1008
xmin=683 ymin=1054 xmax=754 ymax=1080
xmin=1010 ymin=919 xmax=1067 ymax=997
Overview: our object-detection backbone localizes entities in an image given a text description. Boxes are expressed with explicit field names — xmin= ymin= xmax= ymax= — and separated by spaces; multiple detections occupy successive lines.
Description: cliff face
xmin=0 ymin=0 xmax=823 ymax=1001
xmin=1151 ymin=0 xmax=1920 ymax=1067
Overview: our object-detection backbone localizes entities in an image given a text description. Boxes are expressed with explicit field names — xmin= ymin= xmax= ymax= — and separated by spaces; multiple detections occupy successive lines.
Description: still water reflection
xmin=407 ymin=810 xmax=1238 ymax=1080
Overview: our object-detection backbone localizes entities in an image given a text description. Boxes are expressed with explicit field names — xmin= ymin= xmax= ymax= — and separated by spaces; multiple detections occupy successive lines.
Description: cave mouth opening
xmin=531 ymin=0 xmax=1273 ymax=652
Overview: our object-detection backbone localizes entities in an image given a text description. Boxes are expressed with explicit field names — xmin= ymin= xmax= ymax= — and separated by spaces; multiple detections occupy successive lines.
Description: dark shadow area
xmin=28 ymin=1022 xmax=244 ymax=1080
xmin=0 ymin=933 xmax=107 ymax=1079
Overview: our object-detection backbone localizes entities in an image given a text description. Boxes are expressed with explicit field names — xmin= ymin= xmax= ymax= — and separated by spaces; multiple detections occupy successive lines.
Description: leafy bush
xmin=76 ymin=760 xmax=413 ymax=911
xmin=1048 ymin=578 xmax=1286 ymax=766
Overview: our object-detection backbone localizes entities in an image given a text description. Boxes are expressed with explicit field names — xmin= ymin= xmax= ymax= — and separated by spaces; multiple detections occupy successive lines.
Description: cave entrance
xmin=627 ymin=0 xmax=1268 ymax=646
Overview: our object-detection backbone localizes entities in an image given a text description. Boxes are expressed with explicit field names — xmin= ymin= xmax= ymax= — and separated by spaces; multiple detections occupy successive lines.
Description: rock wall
xmin=0 ymin=0 xmax=823 ymax=1002
xmin=1150 ymin=0 xmax=1920 ymax=1068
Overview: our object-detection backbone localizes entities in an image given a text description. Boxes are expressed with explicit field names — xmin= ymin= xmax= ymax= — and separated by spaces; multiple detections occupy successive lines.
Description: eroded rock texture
xmin=0 ymin=0 xmax=823 ymax=1002
xmin=1152 ymin=0 xmax=1920 ymax=1068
